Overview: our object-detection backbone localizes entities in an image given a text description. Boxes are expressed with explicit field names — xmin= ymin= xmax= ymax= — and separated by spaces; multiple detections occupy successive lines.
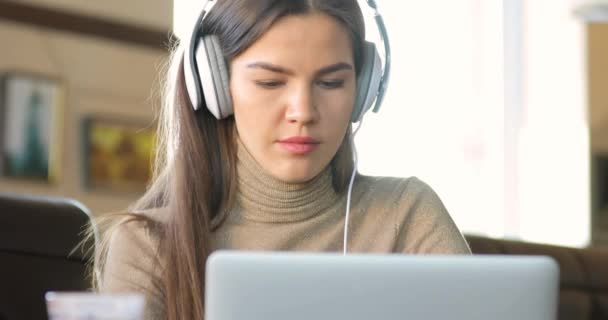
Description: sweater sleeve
xmin=393 ymin=177 xmax=471 ymax=254
xmin=99 ymin=218 xmax=166 ymax=320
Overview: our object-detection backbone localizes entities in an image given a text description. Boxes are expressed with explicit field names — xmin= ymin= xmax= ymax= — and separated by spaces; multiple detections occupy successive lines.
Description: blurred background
xmin=0 ymin=0 xmax=605 ymax=249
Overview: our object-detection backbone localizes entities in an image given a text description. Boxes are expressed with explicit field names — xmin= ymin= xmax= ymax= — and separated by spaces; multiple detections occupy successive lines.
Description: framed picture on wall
xmin=82 ymin=116 xmax=156 ymax=194
xmin=0 ymin=72 xmax=64 ymax=183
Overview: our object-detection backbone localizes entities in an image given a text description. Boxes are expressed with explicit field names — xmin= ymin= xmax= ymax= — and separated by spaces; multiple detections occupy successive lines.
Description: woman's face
xmin=230 ymin=13 xmax=356 ymax=183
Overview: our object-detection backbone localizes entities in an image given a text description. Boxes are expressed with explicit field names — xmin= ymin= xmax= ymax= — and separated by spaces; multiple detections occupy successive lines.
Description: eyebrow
xmin=245 ymin=61 xmax=353 ymax=77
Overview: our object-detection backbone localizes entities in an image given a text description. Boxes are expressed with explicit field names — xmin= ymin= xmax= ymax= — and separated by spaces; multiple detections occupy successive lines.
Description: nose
xmin=285 ymin=84 xmax=319 ymax=125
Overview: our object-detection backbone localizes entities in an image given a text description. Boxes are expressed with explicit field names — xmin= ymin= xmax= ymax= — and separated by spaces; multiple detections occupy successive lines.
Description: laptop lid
xmin=205 ymin=251 xmax=559 ymax=320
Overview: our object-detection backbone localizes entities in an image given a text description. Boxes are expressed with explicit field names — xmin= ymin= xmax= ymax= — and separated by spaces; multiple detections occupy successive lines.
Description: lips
xmin=277 ymin=136 xmax=320 ymax=155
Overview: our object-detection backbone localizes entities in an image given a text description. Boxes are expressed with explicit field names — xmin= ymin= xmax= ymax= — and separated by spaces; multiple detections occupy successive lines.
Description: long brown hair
xmin=93 ymin=1 xmax=366 ymax=319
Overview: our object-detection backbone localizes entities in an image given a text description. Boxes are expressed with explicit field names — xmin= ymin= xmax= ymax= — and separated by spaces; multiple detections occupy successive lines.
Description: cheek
xmin=230 ymin=76 xmax=280 ymax=147
xmin=231 ymin=78 xmax=256 ymax=138
xmin=318 ymin=86 xmax=356 ymax=127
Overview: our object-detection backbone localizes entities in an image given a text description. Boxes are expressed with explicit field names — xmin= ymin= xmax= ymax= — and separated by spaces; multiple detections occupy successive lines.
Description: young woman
xmin=94 ymin=1 xmax=471 ymax=319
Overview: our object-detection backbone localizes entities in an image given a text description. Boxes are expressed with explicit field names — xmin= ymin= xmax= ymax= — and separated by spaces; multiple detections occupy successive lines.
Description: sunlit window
xmin=356 ymin=0 xmax=589 ymax=247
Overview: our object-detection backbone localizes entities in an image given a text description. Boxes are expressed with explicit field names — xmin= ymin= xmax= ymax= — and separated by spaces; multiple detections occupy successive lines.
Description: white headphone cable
xmin=343 ymin=119 xmax=364 ymax=255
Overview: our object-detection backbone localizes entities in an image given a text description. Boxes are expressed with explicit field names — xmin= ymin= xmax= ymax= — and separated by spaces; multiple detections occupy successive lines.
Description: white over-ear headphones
xmin=183 ymin=0 xmax=391 ymax=123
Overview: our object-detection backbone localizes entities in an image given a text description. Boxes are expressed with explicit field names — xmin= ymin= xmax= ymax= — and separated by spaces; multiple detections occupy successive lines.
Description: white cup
xmin=45 ymin=292 xmax=145 ymax=320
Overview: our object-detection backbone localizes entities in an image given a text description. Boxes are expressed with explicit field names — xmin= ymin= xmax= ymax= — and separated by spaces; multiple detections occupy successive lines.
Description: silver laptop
xmin=205 ymin=251 xmax=559 ymax=320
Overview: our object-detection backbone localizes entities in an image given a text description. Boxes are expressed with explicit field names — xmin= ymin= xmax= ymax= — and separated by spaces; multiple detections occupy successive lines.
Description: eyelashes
xmin=254 ymin=79 xmax=346 ymax=90
xmin=318 ymin=79 xmax=345 ymax=89
xmin=254 ymin=80 xmax=284 ymax=89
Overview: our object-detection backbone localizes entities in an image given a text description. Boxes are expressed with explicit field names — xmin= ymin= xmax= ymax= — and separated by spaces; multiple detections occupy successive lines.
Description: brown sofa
xmin=466 ymin=234 xmax=608 ymax=320
xmin=0 ymin=193 xmax=94 ymax=320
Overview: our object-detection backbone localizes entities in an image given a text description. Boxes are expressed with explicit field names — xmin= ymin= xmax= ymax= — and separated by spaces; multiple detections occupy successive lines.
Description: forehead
xmin=232 ymin=13 xmax=354 ymax=68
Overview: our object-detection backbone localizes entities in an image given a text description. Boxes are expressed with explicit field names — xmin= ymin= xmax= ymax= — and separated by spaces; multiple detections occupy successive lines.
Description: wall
xmin=0 ymin=2 xmax=171 ymax=216
xmin=590 ymin=24 xmax=608 ymax=152
xmin=589 ymin=23 xmax=608 ymax=245
xmin=17 ymin=0 xmax=172 ymax=30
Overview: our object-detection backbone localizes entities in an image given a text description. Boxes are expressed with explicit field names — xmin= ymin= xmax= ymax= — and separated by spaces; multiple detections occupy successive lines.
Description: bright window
xmin=356 ymin=0 xmax=590 ymax=247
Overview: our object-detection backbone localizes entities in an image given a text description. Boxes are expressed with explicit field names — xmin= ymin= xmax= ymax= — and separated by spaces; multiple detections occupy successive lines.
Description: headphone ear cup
xmin=190 ymin=35 xmax=232 ymax=119
xmin=202 ymin=35 xmax=233 ymax=119
xmin=194 ymin=35 xmax=233 ymax=119
xmin=184 ymin=36 xmax=203 ymax=111
xmin=352 ymin=41 xmax=383 ymax=123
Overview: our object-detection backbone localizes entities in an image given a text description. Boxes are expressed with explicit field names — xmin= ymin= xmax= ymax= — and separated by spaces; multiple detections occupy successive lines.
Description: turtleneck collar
xmin=235 ymin=139 xmax=340 ymax=223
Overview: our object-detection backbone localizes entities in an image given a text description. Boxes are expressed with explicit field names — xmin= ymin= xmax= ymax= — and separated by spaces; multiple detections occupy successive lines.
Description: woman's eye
xmin=318 ymin=79 xmax=345 ymax=89
xmin=254 ymin=80 xmax=284 ymax=89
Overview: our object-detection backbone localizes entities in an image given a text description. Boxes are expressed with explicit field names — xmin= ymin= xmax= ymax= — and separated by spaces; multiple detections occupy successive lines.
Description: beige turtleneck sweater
xmin=101 ymin=143 xmax=471 ymax=318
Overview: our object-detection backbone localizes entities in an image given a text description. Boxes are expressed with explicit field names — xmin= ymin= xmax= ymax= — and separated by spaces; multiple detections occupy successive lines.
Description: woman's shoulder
xmin=99 ymin=208 xmax=167 ymax=311
xmin=102 ymin=207 xmax=169 ymax=257
xmin=131 ymin=206 xmax=170 ymax=224
xmin=355 ymin=174 xmax=437 ymax=203
xmin=355 ymin=174 xmax=470 ymax=254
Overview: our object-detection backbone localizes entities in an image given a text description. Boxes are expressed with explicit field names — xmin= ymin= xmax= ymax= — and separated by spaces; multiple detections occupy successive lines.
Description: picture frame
xmin=0 ymin=72 xmax=64 ymax=183
xmin=82 ymin=116 xmax=156 ymax=194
